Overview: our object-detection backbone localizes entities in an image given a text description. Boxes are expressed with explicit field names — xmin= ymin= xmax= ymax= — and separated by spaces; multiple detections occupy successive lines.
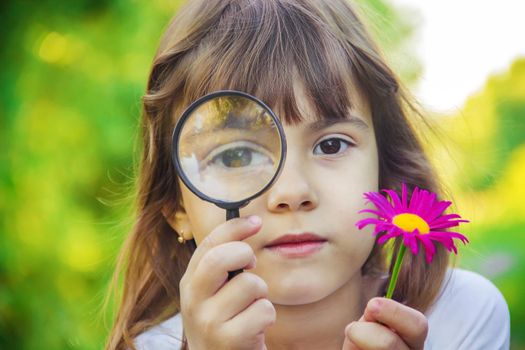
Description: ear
xmin=162 ymin=205 xmax=194 ymax=241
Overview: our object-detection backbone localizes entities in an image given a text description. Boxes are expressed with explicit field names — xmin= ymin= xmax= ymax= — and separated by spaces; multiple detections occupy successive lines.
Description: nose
xmin=266 ymin=154 xmax=318 ymax=213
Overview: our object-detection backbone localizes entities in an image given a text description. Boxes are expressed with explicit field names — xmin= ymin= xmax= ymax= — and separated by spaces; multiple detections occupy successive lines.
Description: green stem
xmin=386 ymin=244 xmax=407 ymax=299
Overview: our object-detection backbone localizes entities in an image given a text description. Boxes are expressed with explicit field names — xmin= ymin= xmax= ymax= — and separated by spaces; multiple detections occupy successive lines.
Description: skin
xmin=169 ymin=85 xmax=428 ymax=350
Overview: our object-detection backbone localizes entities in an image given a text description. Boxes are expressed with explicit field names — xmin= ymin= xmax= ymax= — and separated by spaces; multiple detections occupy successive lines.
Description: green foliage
xmin=497 ymin=101 xmax=525 ymax=164
xmin=444 ymin=58 xmax=525 ymax=191
xmin=1 ymin=0 xmax=181 ymax=348
xmin=356 ymin=0 xmax=422 ymax=84
xmin=434 ymin=58 xmax=525 ymax=348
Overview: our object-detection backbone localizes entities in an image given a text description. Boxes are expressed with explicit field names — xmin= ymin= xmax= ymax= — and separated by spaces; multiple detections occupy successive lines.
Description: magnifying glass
xmin=172 ymin=90 xmax=286 ymax=277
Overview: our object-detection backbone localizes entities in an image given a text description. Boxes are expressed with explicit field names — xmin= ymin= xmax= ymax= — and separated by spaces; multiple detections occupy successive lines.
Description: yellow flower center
xmin=392 ymin=213 xmax=430 ymax=234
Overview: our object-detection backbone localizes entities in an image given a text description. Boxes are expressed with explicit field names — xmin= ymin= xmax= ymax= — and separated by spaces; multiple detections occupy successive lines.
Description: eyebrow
xmin=306 ymin=115 xmax=370 ymax=131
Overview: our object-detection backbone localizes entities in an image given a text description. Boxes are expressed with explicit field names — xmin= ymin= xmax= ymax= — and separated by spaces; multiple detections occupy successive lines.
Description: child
xmin=106 ymin=0 xmax=510 ymax=349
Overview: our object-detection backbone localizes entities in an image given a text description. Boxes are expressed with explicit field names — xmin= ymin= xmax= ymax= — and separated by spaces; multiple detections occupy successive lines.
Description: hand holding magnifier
xmin=172 ymin=90 xmax=286 ymax=279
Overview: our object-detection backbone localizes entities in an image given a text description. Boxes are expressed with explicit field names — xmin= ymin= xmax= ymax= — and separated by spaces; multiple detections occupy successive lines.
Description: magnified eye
xmin=313 ymin=137 xmax=353 ymax=155
xmin=214 ymin=147 xmax=252 ymax=167
xmin=206 ymin=141 xmax=272 ymax=169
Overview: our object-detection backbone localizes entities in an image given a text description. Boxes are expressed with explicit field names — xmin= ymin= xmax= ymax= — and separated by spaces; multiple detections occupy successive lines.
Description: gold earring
xmin=178 ymin=230 xmax=186 ymax=244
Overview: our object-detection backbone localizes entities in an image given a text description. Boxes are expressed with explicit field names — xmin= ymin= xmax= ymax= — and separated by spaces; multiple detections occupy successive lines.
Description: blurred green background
xmin=0 ymin=0 xmax=523 ymax=349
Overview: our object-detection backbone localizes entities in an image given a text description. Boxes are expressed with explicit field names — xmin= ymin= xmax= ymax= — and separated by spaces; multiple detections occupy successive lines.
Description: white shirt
xmin=134 ymin=269 xmax=510 ymax=349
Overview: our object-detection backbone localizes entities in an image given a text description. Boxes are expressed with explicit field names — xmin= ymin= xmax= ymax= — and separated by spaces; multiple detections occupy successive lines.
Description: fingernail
xmin=247 ymin=255 xmax=257 ymax=269
xmin=248 ymin=215 xmax=262 ymax=226
xmin=368 ymin=299 xmax=381 ymax=314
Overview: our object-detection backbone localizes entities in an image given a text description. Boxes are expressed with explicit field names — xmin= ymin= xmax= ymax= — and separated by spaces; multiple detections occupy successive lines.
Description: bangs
xmin=177 ymin=0 xmax=359 ymax=124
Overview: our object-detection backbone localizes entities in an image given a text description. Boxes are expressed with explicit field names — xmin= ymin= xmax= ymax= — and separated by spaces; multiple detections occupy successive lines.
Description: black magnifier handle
xmin=226 ymin=208 xmax=240 ymax=221
xmin=226 ymin=208 xmax=244 ymax=280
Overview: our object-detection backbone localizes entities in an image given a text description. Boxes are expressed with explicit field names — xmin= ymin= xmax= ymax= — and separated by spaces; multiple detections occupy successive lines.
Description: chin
xmin=268 ymin=273 xmax=336 ymax=305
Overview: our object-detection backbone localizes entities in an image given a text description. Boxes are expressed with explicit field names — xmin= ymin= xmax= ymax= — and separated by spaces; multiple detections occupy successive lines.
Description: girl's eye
xmin=313 ymin=138 xmax=353 ymax=155
xmin=211 ymin=147 xmax=254 ymax=168
xmin=205 ymin=141 xmax=273 ymax=169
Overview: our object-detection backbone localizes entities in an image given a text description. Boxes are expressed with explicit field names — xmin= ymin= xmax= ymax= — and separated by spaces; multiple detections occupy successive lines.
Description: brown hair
xmin=106 ymin=1 xmax=449 ymax=349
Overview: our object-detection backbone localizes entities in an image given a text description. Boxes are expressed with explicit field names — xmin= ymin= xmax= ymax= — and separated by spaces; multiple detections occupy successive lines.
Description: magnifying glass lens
xmin=176 ymin=94 xmax=283 ymax=203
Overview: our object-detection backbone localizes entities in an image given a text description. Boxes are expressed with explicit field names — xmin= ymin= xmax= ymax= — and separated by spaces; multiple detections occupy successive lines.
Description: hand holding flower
xmin=342 ymin=297 xmax=428 ymax=350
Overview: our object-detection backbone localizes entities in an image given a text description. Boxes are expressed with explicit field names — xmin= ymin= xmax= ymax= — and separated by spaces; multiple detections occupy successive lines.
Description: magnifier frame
xmin=171 ymin=90 xmax=287 ymax=210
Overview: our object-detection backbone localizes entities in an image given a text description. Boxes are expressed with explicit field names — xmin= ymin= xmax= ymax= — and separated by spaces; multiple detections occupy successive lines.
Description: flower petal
xmin=358 ymin=208 xmax=390 ymax=220
xmin=418 ymin=236 xmax=437 ymax=263
xmin=430 ymin=219 xmax=470 ymax=230
xmin=373 ymin=222 xmax=394 ymax=235
xmin=408 ymin=187 xmax=421 ymax=213
xmin=401 ymin=183 xmax=408 ymax=208
xmin=414 ymin=189 xmax=431 ymax=215
xmin=355 ymin=217 xmax=384 ymax=229
xmin=382 ymin=189 xmax=403 ymax=211
xmin=364 ymin=192 xmax=396 ymax=218
xmin=418 ymin=191 xmax=437 ymax=217
xmin=377 ymin=230 xmax=402 ymax=244
xmin=428 ymin=231 xmax=469 ymax=244
xmin=428 ymin=213 xmax=462 ymax=224
xmin=425 ymin=200 xmax=452 ymax=222
xmin=426 ymin=234 xmax=456 ymax=253
xmin=403 ymin=232 xmax=419 ymax=255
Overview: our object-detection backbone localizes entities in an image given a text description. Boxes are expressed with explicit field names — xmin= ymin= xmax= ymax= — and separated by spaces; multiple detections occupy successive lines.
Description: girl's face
xmin=179 ymin=85 xmax=379 ymax=305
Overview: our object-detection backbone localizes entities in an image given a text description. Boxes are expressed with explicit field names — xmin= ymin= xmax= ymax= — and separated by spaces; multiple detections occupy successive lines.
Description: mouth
xmin=264 ymin=233 xmax=327 ymax=258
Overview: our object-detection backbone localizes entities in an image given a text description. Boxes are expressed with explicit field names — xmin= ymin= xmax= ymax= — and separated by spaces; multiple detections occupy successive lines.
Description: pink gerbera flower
xmin=356 ymin=183 xmax=469 ymax=263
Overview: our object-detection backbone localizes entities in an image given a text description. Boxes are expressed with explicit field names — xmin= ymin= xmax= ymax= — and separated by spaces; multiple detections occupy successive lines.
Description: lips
xmin=264 ymin=233 xmax=327 ymax=258
xmin=265 ymin=233 xmax=327 ymax=247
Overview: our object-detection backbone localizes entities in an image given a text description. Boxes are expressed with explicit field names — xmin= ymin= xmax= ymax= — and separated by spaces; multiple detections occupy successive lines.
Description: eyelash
xmin=313 ymin=136 xmax=355 ymax=156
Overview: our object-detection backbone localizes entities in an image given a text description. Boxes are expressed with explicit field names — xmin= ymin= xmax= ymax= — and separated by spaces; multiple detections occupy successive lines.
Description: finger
xmin=192 ymin=241 xmax=256 ymax=298
xmin=185 ymin=216 xmax=262 ymax=276
xmin=211 ymin=272 xmax=268 ymax=322
xmin=342 ymin=316 xmax=364 ymax=350
xmin=225 ymin=298 xmax=276 ymax=339
xmin=342 ymin=336 xmax=361 ymax=350
xmin=345 ymin=321 xmax=409 ymax=350
xmin=363 ymin=298 xmax=428 ymax=349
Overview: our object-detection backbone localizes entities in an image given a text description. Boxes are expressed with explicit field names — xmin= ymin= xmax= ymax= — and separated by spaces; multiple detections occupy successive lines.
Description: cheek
xmin=340 ymin=223 xmax=376 ymax=262
xmin=325 ymin=199 xmax=376 ymax=266
xmin=180 ymin=185 xmax=224 ymax=244
xmin=312 ymin=159 xmax=378 ymax=263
